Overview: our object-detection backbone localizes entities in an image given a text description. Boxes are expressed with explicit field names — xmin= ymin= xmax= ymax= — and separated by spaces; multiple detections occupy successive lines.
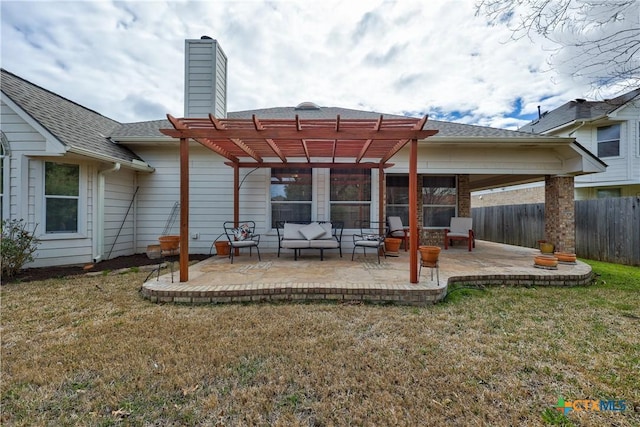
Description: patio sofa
xmin=276 ymin=221 xmax=344 ymax=261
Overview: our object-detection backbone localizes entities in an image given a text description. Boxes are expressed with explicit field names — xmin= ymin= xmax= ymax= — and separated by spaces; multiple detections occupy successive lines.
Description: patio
xmin=141 ymin=240 xmax=593 ymax=306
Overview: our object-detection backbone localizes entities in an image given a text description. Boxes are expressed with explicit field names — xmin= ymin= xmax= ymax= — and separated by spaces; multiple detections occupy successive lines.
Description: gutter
xmin=67 ymin=146 xmax=155 ymax=172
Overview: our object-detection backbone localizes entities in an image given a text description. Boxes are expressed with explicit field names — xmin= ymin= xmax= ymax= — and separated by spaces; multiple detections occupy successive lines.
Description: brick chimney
xmin=184 ymin=37 xmax=227 ymax=118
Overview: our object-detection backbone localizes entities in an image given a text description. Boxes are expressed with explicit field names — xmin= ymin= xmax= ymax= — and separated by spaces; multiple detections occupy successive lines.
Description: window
xmin=270 ymin=168 xmax=312 ymax=227
xmin=45 ymin=162 xmax=79 ymax=233
xmin=386 ymin=175 xmax=409 ymax=224
xmin=597 ymin=124 xmax=620 ymax=157
xmin=423 ymin=176 xmax=456 ymax=227
xmin=597 ymin=188 xmax=621 ymax=198
xmin=330 ymin=169 xmax=371 ymax=228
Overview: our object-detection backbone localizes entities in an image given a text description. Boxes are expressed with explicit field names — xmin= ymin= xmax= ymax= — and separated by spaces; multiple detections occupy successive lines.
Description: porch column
xmin=457 ymin=175 xmax=471 ymax=217
xmin=409 ymin=138 xmax=418 ymax=283
xmin=544 ymin=175 xmax=576 ymax=253
xmin=179 ymin=137 xmax=189 ymax=282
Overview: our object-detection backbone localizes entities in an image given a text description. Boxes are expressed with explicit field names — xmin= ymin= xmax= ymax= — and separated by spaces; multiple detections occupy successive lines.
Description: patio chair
xmin=223 ymin=221 xmax=261 ymax=264
xmin=352 ymin=220 xmax=387 ymax=263
xmin=386 ymin=216 xmax=409 ymax=251
xmin=444 ymin=217 xmax=475 ymax=251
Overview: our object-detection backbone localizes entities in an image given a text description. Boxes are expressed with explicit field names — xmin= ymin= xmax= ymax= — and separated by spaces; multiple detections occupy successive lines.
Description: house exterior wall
xmin=102 ymin=169 xmax=138 ymax=260
xmin=128 ymin=142 xmax=487 ymax=253
xmin=554 ymin=102 xmax=639 ymax=197
xmin=1 ymin=99 xmax=142 ymax=268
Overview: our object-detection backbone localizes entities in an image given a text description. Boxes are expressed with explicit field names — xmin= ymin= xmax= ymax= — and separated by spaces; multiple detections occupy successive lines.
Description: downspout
xmin=568 ymin=120 xmax=587 ymax=137
xmin=95 ymin=163 xmax=121 ymax=262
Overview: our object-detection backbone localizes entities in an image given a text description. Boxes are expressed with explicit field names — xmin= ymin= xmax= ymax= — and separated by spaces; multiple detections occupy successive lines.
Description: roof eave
xmin=67 ymin=146 xmax=155 ymax=172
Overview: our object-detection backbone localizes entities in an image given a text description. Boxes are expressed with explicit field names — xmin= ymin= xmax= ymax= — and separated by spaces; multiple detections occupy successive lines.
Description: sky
xmin=0 ymin=0 xmax=634 ymax=130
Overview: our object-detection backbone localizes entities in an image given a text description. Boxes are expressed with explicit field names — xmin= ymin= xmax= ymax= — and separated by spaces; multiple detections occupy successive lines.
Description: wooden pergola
xmin=160 ymin=113 xmax=438 ymax=283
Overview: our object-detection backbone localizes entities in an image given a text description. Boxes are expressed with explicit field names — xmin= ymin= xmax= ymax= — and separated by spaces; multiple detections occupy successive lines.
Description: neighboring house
xmin=1 ymin=38 xmax=606 ymax=268
xmin=474 ymin=88 xmax=640 ymax=206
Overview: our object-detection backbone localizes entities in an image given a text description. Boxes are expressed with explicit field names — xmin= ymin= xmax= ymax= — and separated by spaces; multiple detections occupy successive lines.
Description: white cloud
xmin=1 ymin=0 xmax=627 ymax=129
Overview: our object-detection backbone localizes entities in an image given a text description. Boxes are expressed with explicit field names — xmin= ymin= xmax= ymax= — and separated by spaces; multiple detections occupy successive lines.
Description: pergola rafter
xmin=160 ymin=114 xmax=438 ymax=284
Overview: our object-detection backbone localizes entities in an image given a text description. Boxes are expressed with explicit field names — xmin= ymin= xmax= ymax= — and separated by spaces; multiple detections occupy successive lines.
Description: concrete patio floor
xmin=141 ymin=240 xmax=594 ymax=306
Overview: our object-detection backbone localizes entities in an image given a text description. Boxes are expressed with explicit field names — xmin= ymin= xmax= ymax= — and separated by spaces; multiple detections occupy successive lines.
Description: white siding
xmin=1 ymin=100 xmax=102 ymax=267
xmin=103 ymin=169 xmax=138 ymax=259
xmin=132 ymin=145 xmax=271 ymax=254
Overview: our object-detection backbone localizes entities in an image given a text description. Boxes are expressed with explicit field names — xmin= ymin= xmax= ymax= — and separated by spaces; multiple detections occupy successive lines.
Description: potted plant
xmin=418 ymin=245 xmax=441 ymax=263
xmin=158 ymin=235 xmax=180 ymax=251
xmin=538 ymin=240 xmax=554 ymax=254
xmin=384 ymin=237 xmax=402 ymax=256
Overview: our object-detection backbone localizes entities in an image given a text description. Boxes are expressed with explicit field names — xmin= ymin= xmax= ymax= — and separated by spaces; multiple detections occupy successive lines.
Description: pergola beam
xmin=160 ymin=128 xmax=435 ymax=140
xmin=224 ymin=161 xmax=396 ymax=169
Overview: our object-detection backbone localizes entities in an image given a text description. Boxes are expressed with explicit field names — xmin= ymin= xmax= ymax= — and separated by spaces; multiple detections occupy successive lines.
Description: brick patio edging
xmin=140 ymin=270 xmax=594 ymax=306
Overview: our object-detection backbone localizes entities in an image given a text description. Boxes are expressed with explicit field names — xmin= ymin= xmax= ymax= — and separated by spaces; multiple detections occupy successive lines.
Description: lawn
xmin=1 ymin=260 xmax=638 ymax=426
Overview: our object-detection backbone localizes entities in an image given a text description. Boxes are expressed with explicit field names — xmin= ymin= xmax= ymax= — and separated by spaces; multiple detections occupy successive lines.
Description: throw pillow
xmin=299 ymin=222 xmax=325 ymax=240
xmin=233 ymin=224 xmax=251 ymax=241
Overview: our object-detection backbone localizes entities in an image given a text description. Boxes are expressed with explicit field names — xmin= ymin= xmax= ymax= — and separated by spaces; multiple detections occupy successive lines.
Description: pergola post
xmin=179 ymin=137 xmax=189 ymax=282
xmin=379 ymin=165 xmax=385 ymax=232
xmin=409 ymin=138 xmax=418 ymax=283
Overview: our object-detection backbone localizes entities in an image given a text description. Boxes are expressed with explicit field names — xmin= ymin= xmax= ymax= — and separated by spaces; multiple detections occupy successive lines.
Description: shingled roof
xmin=519 ymin=88 xmax=640 ymax=134
xmin=1 ymin=69 xmax=147 ymax=167
xmin=112 ymin=104 xmax=557 ymax=141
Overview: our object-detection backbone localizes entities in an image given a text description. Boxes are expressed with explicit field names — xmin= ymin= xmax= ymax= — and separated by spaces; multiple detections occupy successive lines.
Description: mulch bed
xmin=5 ymin=253 xmax=211 ymax=283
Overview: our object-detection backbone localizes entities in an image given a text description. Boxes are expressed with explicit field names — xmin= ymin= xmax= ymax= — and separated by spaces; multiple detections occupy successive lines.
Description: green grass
xmin=1 ymin=260 xmax=638 ymax=426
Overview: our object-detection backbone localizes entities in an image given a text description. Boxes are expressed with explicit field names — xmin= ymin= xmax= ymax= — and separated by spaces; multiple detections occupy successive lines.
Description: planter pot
xmin=419 ymin=245 xmax=441 ymax=264
xmin=384 ymin=238 xmax=402 ymax=256
xmin=214 ymin=240 xmax=230 ymax=256
xmin=146 ymin=244 xmax=162 ymax=260
xmin=158 ymin=235 xmax=180 ymax=251
xmin=538 ymin=241 xmax=554 ymax=254
xmin=555 ymin=252 xmax=577 ymax=263
xmin=534 ymin=254 xmax=558 ymax=269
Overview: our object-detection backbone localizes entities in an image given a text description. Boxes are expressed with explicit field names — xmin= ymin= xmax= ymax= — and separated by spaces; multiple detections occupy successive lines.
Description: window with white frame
xmin=386 ymin=175 xmax=409 ymax=225
xmin=45 ymin=162 xmax=79 ymax=233
xmin=330 ymin=168 xmax=371 ymax=229
xmin=423 ymin=176 xmax=457 ymax=227
xmin=597 ymin=124 xmax=620 ymax=158
xmin=270 ymin=168 xmax=312 ymax=227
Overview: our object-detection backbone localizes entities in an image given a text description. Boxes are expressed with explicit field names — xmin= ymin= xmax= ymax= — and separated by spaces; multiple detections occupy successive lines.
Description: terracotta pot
xmin=215 ymin=240 xmax=230 ymax=256
xmin=538 ymin=241 xmax=555 ymax=254
xmin=384 ymin=238 xmax=402 ymax=255
xmin=419 ymin=246 xmax=441 ymax=264
xmin=146 ymin=244 xmax=162 ymax=260
xmin=534 ymin=254 xmax=558 ymax=268
xmin=554 ymin=252 xmax=576 ymax=263
xmin=158 ymin=235 xmax=180 ymax=251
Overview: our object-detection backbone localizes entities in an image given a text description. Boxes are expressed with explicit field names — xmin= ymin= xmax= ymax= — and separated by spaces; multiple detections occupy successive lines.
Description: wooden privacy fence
xmin=472 ymin=196 xmax=640 ymax=266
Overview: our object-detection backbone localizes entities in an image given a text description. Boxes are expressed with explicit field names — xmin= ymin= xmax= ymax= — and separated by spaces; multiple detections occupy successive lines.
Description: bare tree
xmin=476 ymin=0 xmax=640 ymax=90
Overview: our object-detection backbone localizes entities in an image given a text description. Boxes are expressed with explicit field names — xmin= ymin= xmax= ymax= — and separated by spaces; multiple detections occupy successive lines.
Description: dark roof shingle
xmin=519 ymin=88 xmax=640 ymax=134
xmin=1 ymin=69 xmax=144 ymax=164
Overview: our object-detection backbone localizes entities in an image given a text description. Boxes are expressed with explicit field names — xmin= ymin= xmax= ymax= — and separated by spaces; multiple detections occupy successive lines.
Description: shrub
xmin=1 ymin=219 xmax=40 ymax=280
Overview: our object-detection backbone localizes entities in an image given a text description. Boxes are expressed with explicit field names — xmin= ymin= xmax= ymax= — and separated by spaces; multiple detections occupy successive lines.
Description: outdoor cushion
xmin=300 ymin=222 xmax=325 ymax=240
xmin=283 ymin=223 xmax=306 ymax=240
xmin=281 ymin=239 xmax=310 ymax=249
xmin=318 ymin=222 xmax=333 ymax=239
xmin=311 ymin=239 xmax=339 ymax=248
xmin=354 ymin=239 xmax=383 ymax=247
xmin=387 ymin=216 xmax=406 ymax=237
xmin=230 ymin=240 xmax=258 ymax=248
